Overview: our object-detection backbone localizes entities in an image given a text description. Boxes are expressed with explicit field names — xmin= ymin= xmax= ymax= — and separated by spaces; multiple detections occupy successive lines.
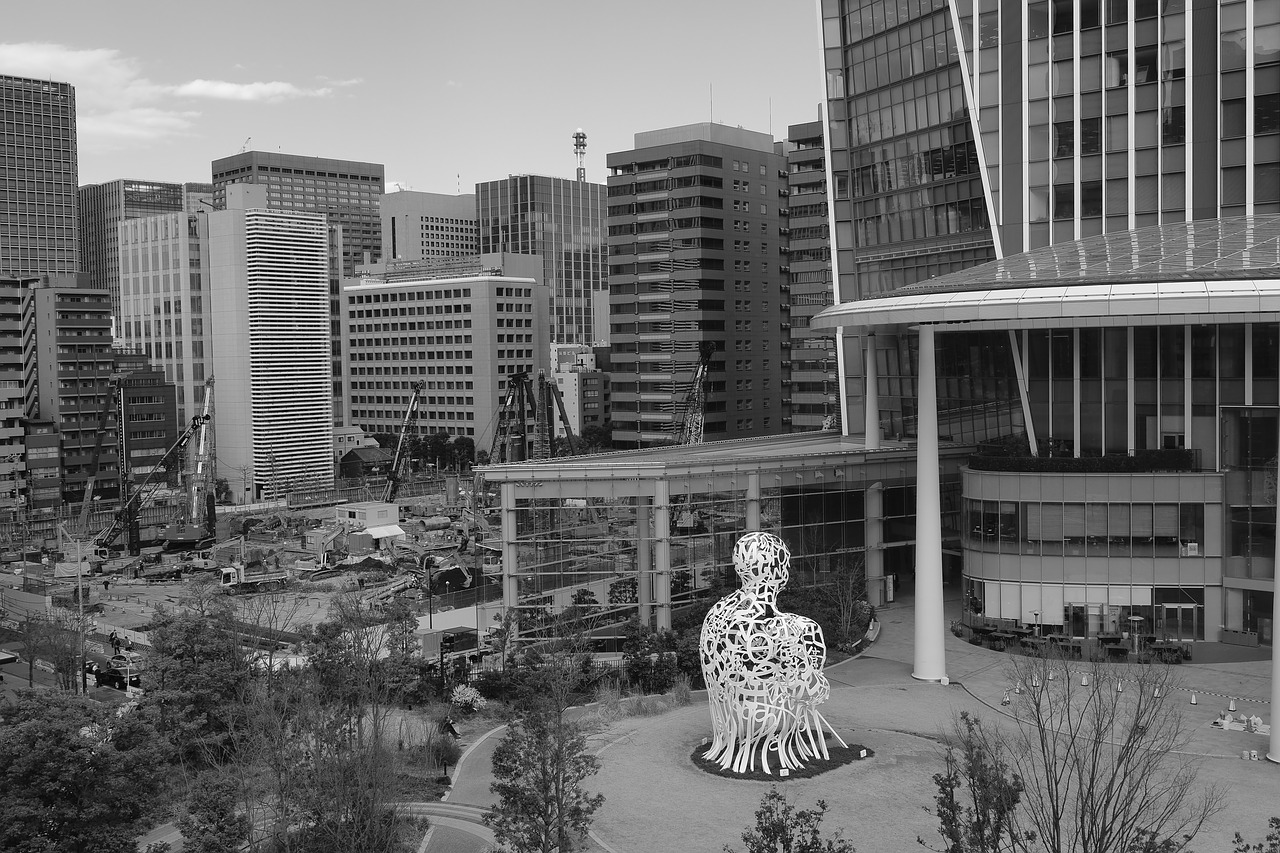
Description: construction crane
xmin=76 ymin=370 xmax=128 ymax=534
xmin=160 ymin=377 xmax=216 ymax=548
xmin=96 ymin=412 xmax=213 ymax=555
xmin=674 ymin=341 xmax=717 ymax=446
xmin=382 ymin=381 xmax=425 ymax=503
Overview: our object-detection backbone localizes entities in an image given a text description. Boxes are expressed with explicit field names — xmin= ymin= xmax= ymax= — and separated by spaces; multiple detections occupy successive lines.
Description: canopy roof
xmin=816 ymin=216 xmax=1280 ymax=331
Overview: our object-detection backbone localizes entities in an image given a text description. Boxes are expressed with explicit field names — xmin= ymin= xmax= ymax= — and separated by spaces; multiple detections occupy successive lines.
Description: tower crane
xmin=160 ymin=377 xmax=216 ymax=548
xmin=76 ymin=370 xmax=128 ymax=534
xmin=674 ymin=341 xmax=717 ymax=446
xmin=382 ymin=381 xmax=425 ymax=503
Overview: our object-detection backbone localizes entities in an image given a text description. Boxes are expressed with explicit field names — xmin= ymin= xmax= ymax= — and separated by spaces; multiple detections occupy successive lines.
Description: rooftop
xmin=816 ymin=216 xmax=1280 ymax=331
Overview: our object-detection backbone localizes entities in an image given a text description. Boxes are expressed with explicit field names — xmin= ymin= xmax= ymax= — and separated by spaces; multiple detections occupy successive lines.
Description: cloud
xmin=0 ymin=42 xmax=354 ymax=150
xmin=171 ymin=79 xmax=333 ymax=101
xmin=446 ymin=80 xmax=462 ymax=88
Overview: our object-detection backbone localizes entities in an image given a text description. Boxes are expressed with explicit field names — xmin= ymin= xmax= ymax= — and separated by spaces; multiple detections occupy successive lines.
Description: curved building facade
xmin=818 ymin=216 xmax=1280 ymax=643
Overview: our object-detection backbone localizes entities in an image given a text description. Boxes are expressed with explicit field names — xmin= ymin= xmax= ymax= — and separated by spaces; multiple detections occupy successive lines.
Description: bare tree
xmin=822 ymin=555 xmax=868 ymax=646
xmin=996 ymin=653 xmax=1225 ymax=853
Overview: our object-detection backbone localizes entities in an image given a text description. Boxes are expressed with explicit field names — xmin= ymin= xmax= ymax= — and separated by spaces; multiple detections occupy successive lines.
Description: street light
xmin=1032 ymin=611 xmax=1041 ymax=637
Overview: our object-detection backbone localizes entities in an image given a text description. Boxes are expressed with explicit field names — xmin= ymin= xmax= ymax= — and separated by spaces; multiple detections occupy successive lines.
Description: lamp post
xmin=1033 ymin=611 xmax=1041 ymax=637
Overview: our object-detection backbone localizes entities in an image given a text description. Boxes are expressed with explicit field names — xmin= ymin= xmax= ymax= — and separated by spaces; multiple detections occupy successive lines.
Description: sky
xmin=3 ymin=1 xmax=826 ymax=194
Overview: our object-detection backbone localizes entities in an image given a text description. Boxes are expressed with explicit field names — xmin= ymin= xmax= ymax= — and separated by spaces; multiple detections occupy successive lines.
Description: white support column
xmin=654 ymin=481 xmax=672 ymax=632
xmin=637 ymin=498 xmax=653 ymax=626
xmin=746 ymin=472 xmax=762 ymax=530
xmin=501 ymin=482 xmax=519 ymax=612
xmin=864 ymin=334 xmax=880 ymax=449
xmin=865 ymin=482 xmax=885 ymax=607
xmin=913 ymin=325 xmax=948 ymax=683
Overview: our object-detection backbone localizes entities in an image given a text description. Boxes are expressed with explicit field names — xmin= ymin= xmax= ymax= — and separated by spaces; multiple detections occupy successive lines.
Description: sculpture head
xmin=732 ymin=531 xmax=790 ymax=590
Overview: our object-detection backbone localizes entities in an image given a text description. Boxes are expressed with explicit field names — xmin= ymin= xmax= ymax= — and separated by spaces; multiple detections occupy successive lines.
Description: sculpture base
xmin=690 ymin=739 xmax=873 ymax=782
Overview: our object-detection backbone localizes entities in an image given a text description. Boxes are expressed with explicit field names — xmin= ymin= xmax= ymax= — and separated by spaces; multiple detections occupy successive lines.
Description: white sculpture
xmin=699 ymin=531 xmax=847 ymax=775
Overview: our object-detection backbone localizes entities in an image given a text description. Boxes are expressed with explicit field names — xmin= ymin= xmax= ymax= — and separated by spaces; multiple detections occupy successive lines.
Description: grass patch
xmin=690 ymin=739 xmax=874 ymax=781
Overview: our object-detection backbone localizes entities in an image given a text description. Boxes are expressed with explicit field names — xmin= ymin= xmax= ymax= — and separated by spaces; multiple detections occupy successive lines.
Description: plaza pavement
xmin=430 ymin=590 xmax=1279 ymax=853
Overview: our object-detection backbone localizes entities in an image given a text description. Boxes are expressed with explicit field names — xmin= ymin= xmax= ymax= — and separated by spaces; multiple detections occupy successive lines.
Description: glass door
xmin=1161 ymin=604 xmax=1199 ymax=640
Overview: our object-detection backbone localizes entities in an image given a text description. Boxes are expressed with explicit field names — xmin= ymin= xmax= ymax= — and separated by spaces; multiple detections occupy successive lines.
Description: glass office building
xmin=819 ymin=217 xmax=1280 ymax=644
xmin=476 ymin=175 xmax=607 ymax=347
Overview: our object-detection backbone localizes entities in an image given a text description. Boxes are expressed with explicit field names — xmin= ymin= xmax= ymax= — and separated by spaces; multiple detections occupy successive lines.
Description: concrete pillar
xmin=500 ymin=482 xmax=519 ymax=611
xmin=654 ymin=481 xmax=672 ymax=631
xmin=913 ymin=325 xmax=948 ymax=683
xmin=637 ymin=498 xmax=653 ymax=626
xmin=746 ymin=472 xmax=761 ymax=530
xmin=864 ymin=334 xmax=880 ymax=449
xmin=865 ymin=482 xmax=885 ymax=607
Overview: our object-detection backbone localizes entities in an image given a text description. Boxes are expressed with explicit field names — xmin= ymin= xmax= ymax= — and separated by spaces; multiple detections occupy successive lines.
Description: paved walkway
xmin=432 ymin=591 xmax=1279 ymax=853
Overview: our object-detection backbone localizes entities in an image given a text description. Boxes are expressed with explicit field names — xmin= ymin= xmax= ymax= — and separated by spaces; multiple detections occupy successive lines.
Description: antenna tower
xmin=573 ymin=129 xmax=587 ymax=182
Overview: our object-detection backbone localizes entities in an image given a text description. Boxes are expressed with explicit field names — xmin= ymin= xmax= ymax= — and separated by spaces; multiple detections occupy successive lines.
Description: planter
xmin=1220 ymin=628 xmax=1260 ymax=647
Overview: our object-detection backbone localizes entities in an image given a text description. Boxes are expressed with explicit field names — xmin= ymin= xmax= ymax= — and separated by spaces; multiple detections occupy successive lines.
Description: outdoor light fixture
xmin=1229 ymin=698 xmax=1237 ymax=712
xmin=1081 ymin=674 xmax=1090 ymax=687
xmin=1117 ymin=680 xmax=1124 ymax=693
xmin=1190 ymin=692 xmax=1198 ymax=705
xmin=1048 ymin=670 xmax=1055 ymax=681
xmin=1154 ymin=686 xmax=1162 ymax=698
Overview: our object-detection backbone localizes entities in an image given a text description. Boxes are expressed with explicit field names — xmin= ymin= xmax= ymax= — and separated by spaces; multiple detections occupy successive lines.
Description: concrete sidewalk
xmin=437 ymin=590 xmax=1278 ymax=853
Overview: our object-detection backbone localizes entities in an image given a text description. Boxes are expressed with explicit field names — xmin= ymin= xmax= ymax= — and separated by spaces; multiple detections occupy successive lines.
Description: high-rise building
xmin=476 ymin=174 xmax=606 ymax=345
xmin=341 ymin=254 xmax=548 ymax=453
xmin=605 ymin=123 xmax=790 ymax=446
xmin=381 ymin=190 xmax=477 ymax=262
xmin=814 ymin=1 xmax=1280 ymax=649
xmin=0 ymin=275 xmax=33 ymax=517
xmin=210 ymin=152 xmax=384 ymax=276
xmin=22 ymin=277 xmax=119 ymax=507
xmin=208 ymin=185 xmax=333 ymax=500
xmin=211 ymin=152 xmax=385 ymax=425
xmin=113 ymin=350 xmax=180 ymax=485
xmin=78 ymin=180 xmax=187 ymax=327
xmin=782 ymin=116 xmax=836 ymax=432
xmin=117 ymin=210 xmax=213 ymax=424
xmin=1 ymin=75 xmax=80 ymax=277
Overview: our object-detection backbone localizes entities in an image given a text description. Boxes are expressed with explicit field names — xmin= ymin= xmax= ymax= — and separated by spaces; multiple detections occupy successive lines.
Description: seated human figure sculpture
xmin=699 ymin=531 xmax=847 ymax=775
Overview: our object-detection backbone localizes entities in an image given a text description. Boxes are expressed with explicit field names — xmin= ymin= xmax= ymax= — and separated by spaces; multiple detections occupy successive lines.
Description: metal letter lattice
xmin=699 ymin=532 xmax=847 ymax=775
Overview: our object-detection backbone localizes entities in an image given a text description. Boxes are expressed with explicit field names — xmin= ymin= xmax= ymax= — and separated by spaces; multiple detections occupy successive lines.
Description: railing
xmin=968 ymin=448 xmax=1198 ymax=474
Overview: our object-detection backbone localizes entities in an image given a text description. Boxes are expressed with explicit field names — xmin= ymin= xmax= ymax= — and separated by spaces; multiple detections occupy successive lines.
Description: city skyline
xmin=1 ymin=1 xmax=824 ymax=193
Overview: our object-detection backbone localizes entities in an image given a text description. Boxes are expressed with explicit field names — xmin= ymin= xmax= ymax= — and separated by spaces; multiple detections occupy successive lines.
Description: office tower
xmin=341 ymin=254 xmax=548 ymax=454
xmin=210 ymin=152 xmax=384 ymax=276
xmin=816 ymin=2 xmax=1280 ymax=651
xmin=183 ymin=183 xmax=214 ymax=214
xmin=208 ymin=185 xmax=333 ymax=500
xmin=782 ymin=116 xmax=836 ymax=432
xmin=0 ymin=275 xmax=32 ymax=517
xmin=382 ymin=190 xmax=478 ymax=262
xmin=605 ymin=123 xmax=789 ymax=446
xmin=78 ymin=180 xmax=188 ymax=327
xmin=0 ymin=75 xmax=80 ymax=277
xmin=22 ymin=277 xmax=118 ymax=507
xmin=212 ymin=152 xmax=384 ymax=421
xmin=112 ymin=350 xmax=180 ymax=485
xmin=476 ymin=174 xmax=606 ymax=345
xmin=118 ymin=210 xmax=212 ymax=424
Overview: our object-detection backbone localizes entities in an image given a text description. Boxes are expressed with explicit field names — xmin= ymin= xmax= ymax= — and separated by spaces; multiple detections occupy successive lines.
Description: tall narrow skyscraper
xmin=476 ymin=175 xmax=606 ymax=345
xmin=606 ymin=123 xmax=789 ymax=446
xmin=1 ymin=75 xmax=80 ymax=276
xmin=211 ymin=152 xmax=385 ymax=424
xmin=208 ymin=185 xmax=333 ymax=500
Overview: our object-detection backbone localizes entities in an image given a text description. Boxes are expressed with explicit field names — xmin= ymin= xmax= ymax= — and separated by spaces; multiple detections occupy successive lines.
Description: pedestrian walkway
xmin=434 ymin=591 xmax=1278 ymax=853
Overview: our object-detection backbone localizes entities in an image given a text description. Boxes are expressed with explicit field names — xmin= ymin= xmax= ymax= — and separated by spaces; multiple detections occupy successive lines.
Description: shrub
xmin=450 ymin=684 xmax=487 ymax=713
xmin=594 ymin=682 xmax=623 ymax=721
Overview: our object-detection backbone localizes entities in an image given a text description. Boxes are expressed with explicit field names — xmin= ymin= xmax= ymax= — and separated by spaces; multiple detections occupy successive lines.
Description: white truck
xmin=219 ymin=562 xmax=289 ymax=592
